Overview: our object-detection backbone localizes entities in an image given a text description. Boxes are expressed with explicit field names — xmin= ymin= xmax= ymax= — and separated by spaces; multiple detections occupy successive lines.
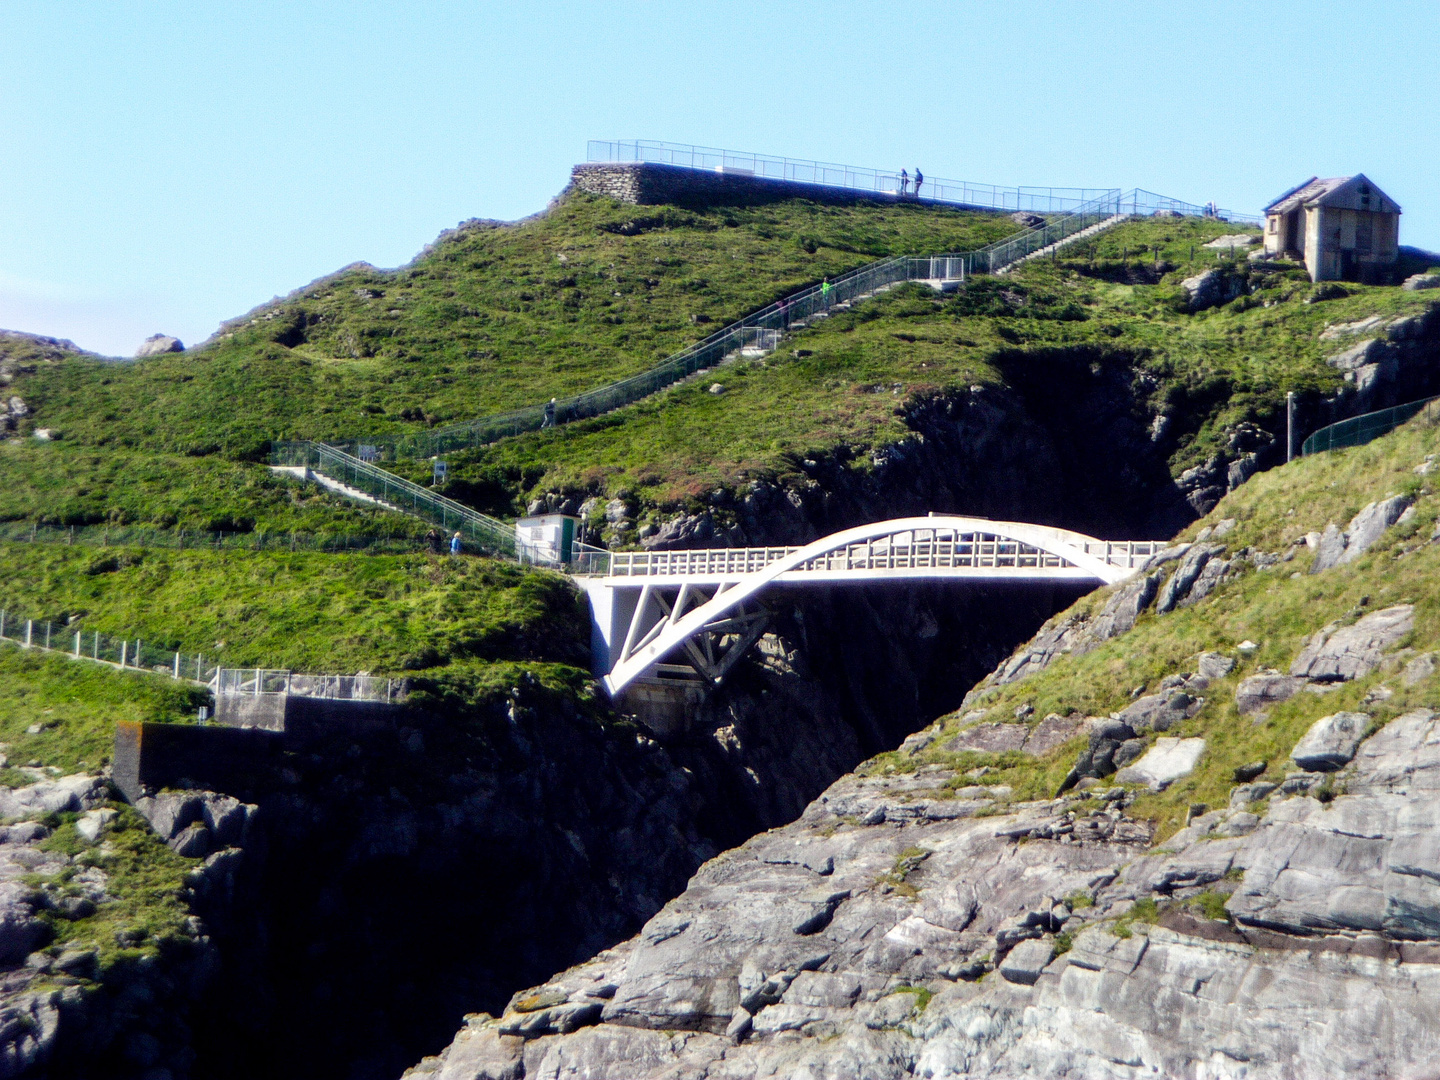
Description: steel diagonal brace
xmin=679 ymin=602 xmax=772 ymax=686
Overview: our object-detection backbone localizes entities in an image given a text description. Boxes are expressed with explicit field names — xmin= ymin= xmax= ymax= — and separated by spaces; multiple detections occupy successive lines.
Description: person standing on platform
xmin=899 ymin=168 xmax=909 ymax=195
xmin=914 ymin=169 xmax=924 ymax=198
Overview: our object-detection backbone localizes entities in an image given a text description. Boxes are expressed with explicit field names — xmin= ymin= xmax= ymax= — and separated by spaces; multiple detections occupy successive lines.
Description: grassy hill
xmin=422 ymin=215 xmax=1440 ymax=516
xmin=8 ymin=195 xmax=1013 ymax=461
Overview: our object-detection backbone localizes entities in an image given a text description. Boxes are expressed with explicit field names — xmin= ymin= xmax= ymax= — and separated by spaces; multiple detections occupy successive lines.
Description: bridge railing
xmin=578 ymin=534 xmax=1166 ymax=579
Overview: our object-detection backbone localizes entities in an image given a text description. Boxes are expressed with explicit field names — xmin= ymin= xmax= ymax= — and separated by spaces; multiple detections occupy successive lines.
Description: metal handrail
xmin=271 ymin=441 xmax=523 ymax=558
xmin=0 ymin=607 xmax=220 ymax=685
xmin=591 ymin=140 xmax=1109 ymax=214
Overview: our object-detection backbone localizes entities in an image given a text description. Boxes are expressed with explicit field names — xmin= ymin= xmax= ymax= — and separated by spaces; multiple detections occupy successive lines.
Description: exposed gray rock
xmin=997 ymin=936 xmax=1055 ymax=985
xmin=1181 ymin=270 xmax=1219 ymax=309
xmin=1155 ymin=544 xmax=1224 ymax=613
xmin=945 ymin=714 xmax=1079 ymax=757
xmin=74 ymin=808 xmax=116 ymax=843
xmin=1196 ymin=651 xmax=1236 ymax=680
xmin=0 ymin=774 xmax=105 ymax=820
xmin=1084 ymin=571 xmax=1161 ymax=641
xmin=1233 ymin=761 xmax=1268 ymax=783
xmin=1204 ymin=234 xmax=1260 ymax=250
xmin=946 ymin=723 xmax=1027 ymax=754
xmin=1180 ymin=268 xmax=1246 ymax=311
xmin=1114 ymin=690 xmax=1203 ymax=733
xmin=1290 ymin=605 xmax=1414 ymax=681
xmin=1403 ymin=652 xmax=1437 ymax=686
xmin=1291 ymin=711 xmax=1371 ymax=772
xmin=419 ymin=704 xmax=1440 ymax=1079
xmin=1403 ymin=273 xmax=1440 ymax=291
xmin=1326 ymin=336 xmax=1387 ymax=373
xmin=1114 ymin=737 xmax=1206 ymax=791
xmin=134 ymin=333 xmax=183 ymax=357
xmin=1235 ymin=670 xmax=1307 ymax=715
xmin=1024 ymin=714 xmax=1081 ymax=756
xmin=1311 ymin=496 xmax=1412 ymax=572
xmin=170 ymin=824 xmax=212 ymax=859
xmin=135 ymin=792 xmax=203 ymax=840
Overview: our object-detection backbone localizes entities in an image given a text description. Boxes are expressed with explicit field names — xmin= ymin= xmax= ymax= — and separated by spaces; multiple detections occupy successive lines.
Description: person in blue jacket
xmin=450 ymin=531 xmax=462 ymax=556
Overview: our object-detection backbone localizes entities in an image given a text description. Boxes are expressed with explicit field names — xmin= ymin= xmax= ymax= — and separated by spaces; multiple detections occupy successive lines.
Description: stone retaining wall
xmin=570 ymin=162 xmax=990 ymax=210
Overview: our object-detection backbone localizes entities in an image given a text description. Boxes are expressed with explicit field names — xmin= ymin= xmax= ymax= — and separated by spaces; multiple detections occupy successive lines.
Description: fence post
xmin=0 ymin=610 xmax=5 ymax=639
xmin=25 ymin=621 xmax=32 ymax=648
xmin=174 ymin=652 xmax=180 ymax=679
xmin=74 ymin=632 xmax=80 ymax=657
xmin=120 ymin=640 xmax=126 ymax=668
xmin=44 ymin=623 xmax=51 ymax=649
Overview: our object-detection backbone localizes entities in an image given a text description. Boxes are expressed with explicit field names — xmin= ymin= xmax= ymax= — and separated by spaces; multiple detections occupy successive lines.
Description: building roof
xmin=1265 ymin=175 xmax=1400 ymax=215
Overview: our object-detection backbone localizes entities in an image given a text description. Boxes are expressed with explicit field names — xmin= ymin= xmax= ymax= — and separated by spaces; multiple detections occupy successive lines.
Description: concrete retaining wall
xmin=215 ymin=693 xmax=401 ymax=747
xmin=113 ymin=720 xmax=282 ymax=803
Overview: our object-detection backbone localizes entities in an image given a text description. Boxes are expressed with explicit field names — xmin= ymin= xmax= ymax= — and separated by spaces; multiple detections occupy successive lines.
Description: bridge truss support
xmin=593 ymin=581 xmax=773 ymax=690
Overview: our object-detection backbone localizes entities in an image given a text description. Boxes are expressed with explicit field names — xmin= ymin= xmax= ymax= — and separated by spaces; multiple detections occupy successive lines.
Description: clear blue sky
xmin=3 ymin=1 xmax=1435 ymax=356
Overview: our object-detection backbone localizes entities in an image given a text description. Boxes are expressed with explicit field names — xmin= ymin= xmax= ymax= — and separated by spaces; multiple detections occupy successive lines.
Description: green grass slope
xmin=8 ymin=195 xmax=1013 ymax=460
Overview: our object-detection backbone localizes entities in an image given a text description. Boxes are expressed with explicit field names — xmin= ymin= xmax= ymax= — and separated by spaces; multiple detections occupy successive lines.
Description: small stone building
xmin=1263 ymin=175 xmax=1400 ymax=282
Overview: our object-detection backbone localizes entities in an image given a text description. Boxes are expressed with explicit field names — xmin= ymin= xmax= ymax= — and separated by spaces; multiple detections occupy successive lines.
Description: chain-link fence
xmin=0 ymin=607 xmax=220 ymax=684
xmin=1301 ymin=397 xmax=1440 ymax=456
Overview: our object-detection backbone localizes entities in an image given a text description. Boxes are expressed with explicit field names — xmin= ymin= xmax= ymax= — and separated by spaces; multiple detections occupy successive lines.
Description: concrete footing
xmin=622 ymin=678 xmax=707 ymax=740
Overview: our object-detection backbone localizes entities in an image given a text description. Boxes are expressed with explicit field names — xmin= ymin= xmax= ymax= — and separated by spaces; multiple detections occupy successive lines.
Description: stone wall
xmin=570 ymin=163 xmax=985 ymax=210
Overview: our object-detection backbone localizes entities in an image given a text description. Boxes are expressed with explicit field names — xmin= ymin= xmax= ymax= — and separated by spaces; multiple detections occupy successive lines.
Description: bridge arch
xmin=585 ymin=516 xmax=1154 ymax=697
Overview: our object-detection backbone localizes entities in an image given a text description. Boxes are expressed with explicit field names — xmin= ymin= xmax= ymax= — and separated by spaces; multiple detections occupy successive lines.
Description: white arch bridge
xmin=574 ymin=516 xmax=1159 ymax=698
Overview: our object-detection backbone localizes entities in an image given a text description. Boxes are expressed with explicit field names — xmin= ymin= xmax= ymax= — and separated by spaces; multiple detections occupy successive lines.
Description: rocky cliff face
xmin=409 ymin=441 xmax=1440 ymax=1078
xmin=410 ymin=702 xmax=1440 ymax=1080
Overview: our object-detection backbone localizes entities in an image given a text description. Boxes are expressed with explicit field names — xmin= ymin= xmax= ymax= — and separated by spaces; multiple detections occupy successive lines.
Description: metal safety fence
xmin=213 ymin=667 xmax=402 ymax=703
xmin=587 ymin=141 xmax=1263 ymax=224
xmin=590 ymin=140 xmax=1112 ymax=214
xmin=1301 ymin=396 xmax=1440 ymax=456
xmin=0 ymin=607 xmax=220 ymax=685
